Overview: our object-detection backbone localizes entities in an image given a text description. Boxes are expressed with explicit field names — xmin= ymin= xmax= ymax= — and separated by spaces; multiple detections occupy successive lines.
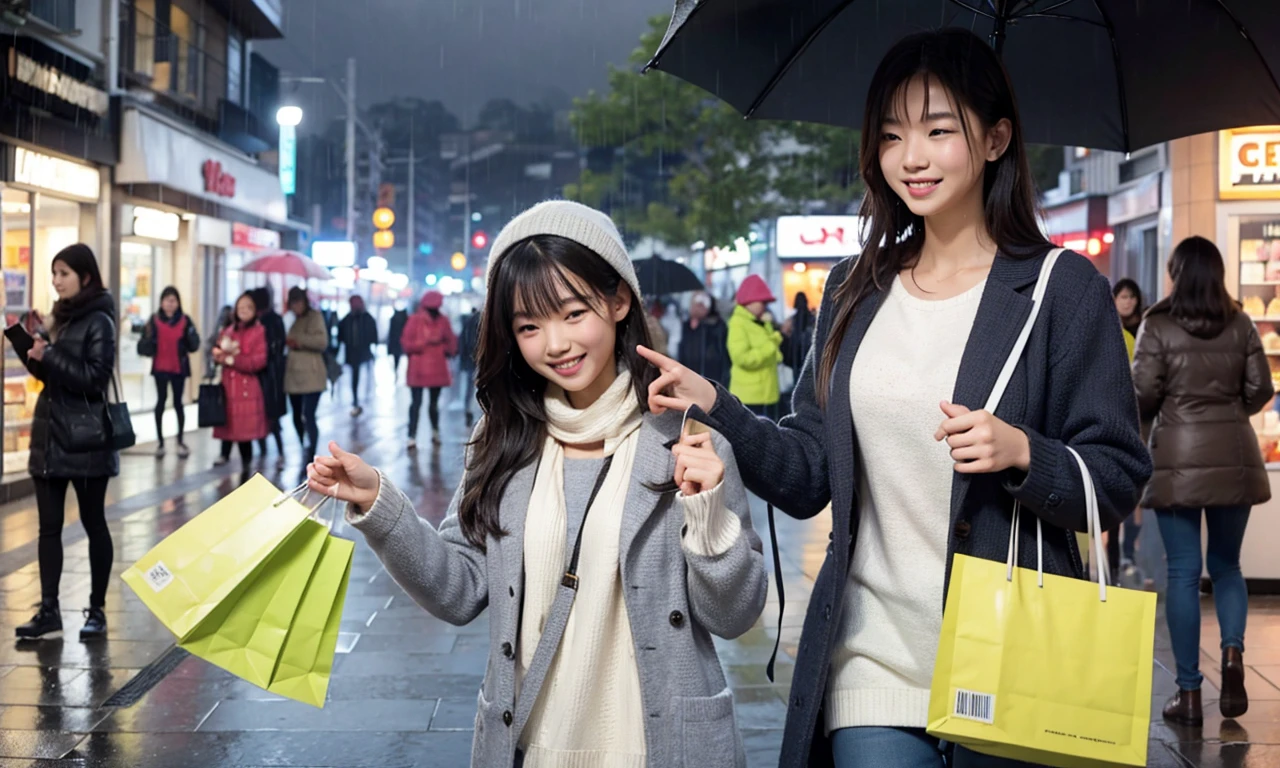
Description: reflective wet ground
xmin=0 ymin=358 xmax=1274 ymax=767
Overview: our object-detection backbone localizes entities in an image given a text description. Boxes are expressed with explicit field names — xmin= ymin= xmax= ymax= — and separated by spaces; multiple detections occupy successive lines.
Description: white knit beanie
xmin=485 ymin=200 xmax=642 ymax=300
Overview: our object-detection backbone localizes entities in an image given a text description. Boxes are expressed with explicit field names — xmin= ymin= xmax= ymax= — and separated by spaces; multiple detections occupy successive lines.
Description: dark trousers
xmin=258 ymin=417 xmax=283 ymax=457
xmin=220 ymin=440 xmax=254 ymax=467
xmin=409 ymin=386 xmax=442 ymax=437
xmin=290 ymin=392 xmax=321 ymax=451
xmin=153 ymin=373 xmax=187 ymax=445
xmin=34 ymin=476 xmax=112 ymax=608
xmin=350 ymin=362 xmax=367 ymax=406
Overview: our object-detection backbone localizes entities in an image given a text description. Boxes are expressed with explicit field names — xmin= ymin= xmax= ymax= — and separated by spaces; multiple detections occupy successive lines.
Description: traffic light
xmin=472 ymin=230 xmax=488 ymax=250
xmin=373 ymin=207 xmax=395 ymax=251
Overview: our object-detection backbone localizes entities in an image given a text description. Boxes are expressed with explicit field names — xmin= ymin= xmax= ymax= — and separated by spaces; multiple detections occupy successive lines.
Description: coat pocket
xmin=674 ymin=686 xmax=744 ymax=768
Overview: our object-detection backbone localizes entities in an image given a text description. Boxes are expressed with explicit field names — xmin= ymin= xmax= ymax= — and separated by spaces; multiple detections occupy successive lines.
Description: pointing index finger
xmin=636 ymin=344 xmax=678 ymax=372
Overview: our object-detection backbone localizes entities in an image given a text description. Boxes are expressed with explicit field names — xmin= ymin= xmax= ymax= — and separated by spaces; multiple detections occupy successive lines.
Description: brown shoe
xmin=1221 ymin=647 xmax=1249 ymax=719
xmin=1163 ymin=688 xmax=1203 ymax=727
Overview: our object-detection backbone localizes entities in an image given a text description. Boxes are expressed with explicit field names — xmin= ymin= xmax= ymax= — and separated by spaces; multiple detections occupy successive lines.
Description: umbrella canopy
xmin=241 ymin=251 xmax=332 ymax=281
xmin=645 ymin=0 xmax=1280 ymax=153
xmin=634 ymin=255 xmax=704 ymax=295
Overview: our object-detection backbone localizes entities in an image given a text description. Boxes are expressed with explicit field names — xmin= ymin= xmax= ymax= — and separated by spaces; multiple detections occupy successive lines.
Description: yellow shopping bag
xmin=122 ymin=474 xmax=314 ymax=640
xmin=180 ymin=518 xmax=330 ymax=689
xmin=928 ymin=448 xmax=1157 ymax=768
xmin=267 ymin=534 xmax=355 ymax=707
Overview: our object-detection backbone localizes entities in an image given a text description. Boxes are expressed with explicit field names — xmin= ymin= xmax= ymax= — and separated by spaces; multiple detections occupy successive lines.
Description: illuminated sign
xmin=776 ymin=216 xmax=865 ymax=258
xmin=12 ymin=147 xmax=100 ymax=201
xmin=279 ymin=123 xmax=297 ymax=195
xmin=232 ymin=222 xmax=280 ymax=250
xmin=130 ymin=206 xmax=180 ymax=241
xmin=8 ymin=50 xmax=109 ymax=115
xmin=1220 ymin=127 xmax=1280 ymax=200
xmin=312 ymin=241 xmax=356 ymax=268
xmin=203 ymin=160 xmax=236 ymax=198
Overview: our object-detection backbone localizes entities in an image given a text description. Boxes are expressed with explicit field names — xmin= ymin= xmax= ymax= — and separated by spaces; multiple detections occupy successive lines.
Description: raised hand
xmin=636 ymin=345 xmax=718 ymax=415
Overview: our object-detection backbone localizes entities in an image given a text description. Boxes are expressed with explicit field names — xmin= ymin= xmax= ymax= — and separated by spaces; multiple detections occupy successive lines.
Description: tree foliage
xmin=566 ymin=15 xmax=862 ymax=247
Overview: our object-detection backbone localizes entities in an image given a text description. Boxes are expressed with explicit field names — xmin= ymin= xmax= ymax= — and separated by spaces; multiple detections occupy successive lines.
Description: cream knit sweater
xmin=826 ymin=275 xmax=985 ymax=732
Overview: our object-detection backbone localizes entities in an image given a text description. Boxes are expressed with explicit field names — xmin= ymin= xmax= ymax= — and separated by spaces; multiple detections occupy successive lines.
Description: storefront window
xmin=1 ymin=188 xmax=34 ymax=475
xmin=119 ymin=240 xmax=174 ymax=412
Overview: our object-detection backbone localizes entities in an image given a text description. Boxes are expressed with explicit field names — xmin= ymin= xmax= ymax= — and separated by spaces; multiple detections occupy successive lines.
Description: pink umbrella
xmin=241 ymin=250 xmax=332 ymax=281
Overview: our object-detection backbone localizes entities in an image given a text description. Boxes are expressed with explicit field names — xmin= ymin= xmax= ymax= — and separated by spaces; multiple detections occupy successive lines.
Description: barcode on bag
xmin=143 ymin=561 xmax=174 ymax=592
xmin=953 ymin=689 xmax=995 ymax=724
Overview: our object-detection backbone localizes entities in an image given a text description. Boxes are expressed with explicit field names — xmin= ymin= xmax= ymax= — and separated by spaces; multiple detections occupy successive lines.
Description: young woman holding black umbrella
xmin=638 ymin=29 xmax=1151 ymax=768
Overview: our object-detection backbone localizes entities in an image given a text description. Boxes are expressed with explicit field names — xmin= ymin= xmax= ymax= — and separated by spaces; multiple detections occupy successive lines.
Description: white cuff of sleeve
xmin=678 ymin=482 xmax=741 ymax=557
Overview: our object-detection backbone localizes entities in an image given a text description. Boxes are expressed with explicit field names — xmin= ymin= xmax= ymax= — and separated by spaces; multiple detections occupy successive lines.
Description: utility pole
xmin=407 ymin=119 xmax=416 ymax=289
xmin=345 ymin=57 xmax=357 ymax=244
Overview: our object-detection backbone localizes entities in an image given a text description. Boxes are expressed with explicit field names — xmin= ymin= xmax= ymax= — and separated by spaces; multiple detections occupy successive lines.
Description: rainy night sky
xmin=257 ymin=0 xmax=673 ymax=131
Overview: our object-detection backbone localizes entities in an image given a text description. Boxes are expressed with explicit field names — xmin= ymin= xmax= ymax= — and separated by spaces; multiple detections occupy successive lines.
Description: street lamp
xmin=276 ymin=105 xmax=303 ymax=127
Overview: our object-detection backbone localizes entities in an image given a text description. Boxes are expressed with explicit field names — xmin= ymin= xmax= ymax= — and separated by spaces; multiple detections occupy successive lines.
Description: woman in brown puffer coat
xmin=1132 ymin=235 xmax=1273 ymax=729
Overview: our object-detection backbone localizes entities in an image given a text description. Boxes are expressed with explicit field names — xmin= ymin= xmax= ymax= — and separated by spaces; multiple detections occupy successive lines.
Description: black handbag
xmin=198 ymin=375 xmax=227 ymax=428
xmin=107 ymin=375 xmax=136 ymax=451
xmin=50 ymin=396 xmax=110 ymax=452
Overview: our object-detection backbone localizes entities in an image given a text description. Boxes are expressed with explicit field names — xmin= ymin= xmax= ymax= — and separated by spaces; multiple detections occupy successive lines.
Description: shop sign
xmin=704 ymin=237 xmax=752 ymax=271
xmin=203 ymin=160 xmax=237 ymax=198
xmin=7 ymin=49 xmax=109 ymax=116
xmin=776 ymin=215 xmax=865 ymax=258
xmin=312 ymin=241 xmax=356 ymax=268
xmin=11 ymin=147 xmax=100 ymax=201
xmin=1220 ymin=127 xmax=1280 ymax=200
xmin=130 ymin=206 xmax=180 ymax=242
xmin=1107 ymin=173 xmax=1161 ymax=225
xmin=279 ymin=123 xmax=297 ymax=195
xmin=232 ymin=222 xmax=281 ymax=250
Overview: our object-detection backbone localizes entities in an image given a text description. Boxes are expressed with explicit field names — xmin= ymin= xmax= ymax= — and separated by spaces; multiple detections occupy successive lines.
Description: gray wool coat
xmin=346 ymin=408 xmax=768 ymax=767
xmin=691 ymin=246 xmax=1153 ymax=767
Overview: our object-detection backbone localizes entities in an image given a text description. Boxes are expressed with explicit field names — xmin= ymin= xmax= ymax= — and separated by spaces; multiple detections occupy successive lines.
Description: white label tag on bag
xmin=953 ymin=688 xmax=996 ymax=724
xmin=143 ymin=561 xmax=174 ymax=592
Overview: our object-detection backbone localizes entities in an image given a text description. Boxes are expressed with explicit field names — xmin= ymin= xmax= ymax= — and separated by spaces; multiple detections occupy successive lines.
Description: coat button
xmin=502 ymin=710 xmax=513 ymax=726
xmin=792 ymin=695 xmax=804 ymax=708
xmin=1048 ymin=493 xmax=1062 ymax=506
xmin=823 ymin=604 xmax=832 ymax=620
xmin=669 ymin=610 xmax=684 ymax=628
xmin=953 ymin=520 xmax=972 ymax=540
xmin=501 ymin=641 xmax=513 ymax=659
xmin=509 ymin=586 xmax=515 ymax=597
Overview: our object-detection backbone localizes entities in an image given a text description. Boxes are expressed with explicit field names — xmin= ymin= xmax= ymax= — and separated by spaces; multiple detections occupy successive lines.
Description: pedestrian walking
xmin=1132 ymin=236 xmax=1273 ymax=726
xmin=457 ymin=306 xmax=481 ymax=427
xmin=251 ymin=286 xmax=287 ymax=464
xmin=635 ymin=29 xmax=1152 ymax=767
xmin=211 ymin=292 xmax=269 ymax=480
xmin=16 ymin=244 xmax=119 ymax=641
xmin=1108 ymin=277 xmax=1147 ymax=578
xmin=307 ymin=199 xmax=766 ymax=768
xmin=401 ymin=290 xmax=456 ymax=449
xmin=677 ymin=291 xmax=730 ymax=387
xmin=137 ymin=286 xmax=200 ymax=459
xmin=388 ymin=304 xmax=408 ymax=378
xmin=284 ymin=286 xmax=328 ymax=457
xmin=727 ymin=274 xmax=783 ymax=420
xmin=337 ymin=295 xmax=378 ymax=416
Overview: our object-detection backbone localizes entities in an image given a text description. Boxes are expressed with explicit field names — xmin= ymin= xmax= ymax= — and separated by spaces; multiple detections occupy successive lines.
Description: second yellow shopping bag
xmin=927 ymin=448 xmax=1157 ymax=768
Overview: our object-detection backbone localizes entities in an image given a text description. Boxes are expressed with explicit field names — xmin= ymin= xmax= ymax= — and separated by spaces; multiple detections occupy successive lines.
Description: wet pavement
xmin=0 ymin=356 xmax=1275 ymax=767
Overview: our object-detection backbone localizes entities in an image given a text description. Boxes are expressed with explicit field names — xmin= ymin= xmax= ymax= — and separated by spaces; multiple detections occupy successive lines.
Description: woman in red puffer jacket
xmin=401 ymin=290 xmax=457 ymax=449
xmin=212 ymin=292 xmax=268 ymax=479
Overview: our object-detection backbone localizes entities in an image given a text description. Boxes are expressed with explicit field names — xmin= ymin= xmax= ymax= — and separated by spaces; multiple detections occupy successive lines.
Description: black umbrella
xmin=634 ymin=255 xmax=705 ymax=295
xmin=644 ymin=0 xmax=1280 ymax=153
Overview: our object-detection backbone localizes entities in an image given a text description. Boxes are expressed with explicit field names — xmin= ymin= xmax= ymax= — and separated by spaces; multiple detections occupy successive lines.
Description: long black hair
xmin=50 ymin=243 xmax=107 ymax=332
xmin=816 ymin=29 xmax=1048 ymax=405
xmin=1112 ymin=278 xmax=1144 ymax=334
xmin=461 ymin=234 xmax=655 ymax=550
xmin=233 ymin=291 xmax=260 ymax=330
xmin=1157 ymin=236 xmax=1238 ymax=339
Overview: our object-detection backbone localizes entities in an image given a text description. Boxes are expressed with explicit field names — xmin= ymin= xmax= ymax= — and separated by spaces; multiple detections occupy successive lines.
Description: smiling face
xmin=235 ymin=295 xmax=257 ymax=324
xmin=512 ymin=268 xmax=631 ymax=407
xmin=878 ymin=75 xmax=1011 ymax=222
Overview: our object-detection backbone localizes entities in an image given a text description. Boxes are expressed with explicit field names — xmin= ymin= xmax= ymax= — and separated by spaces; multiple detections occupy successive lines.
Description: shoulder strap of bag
xmin=765 ymin=502 xmax=785 ymax=683
xmin=983 ymin=248 xmax=1064 ymax=414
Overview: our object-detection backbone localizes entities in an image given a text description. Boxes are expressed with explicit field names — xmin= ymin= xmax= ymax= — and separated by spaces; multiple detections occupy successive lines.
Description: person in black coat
xmin=251 ymin=287 xmax=287 ymax=463
xmin=457 ymin=307 xmax=480 ymax=427
xmin=337 ymin=295 xmax=379 ymax=416
xmin=16 ymin=244 xmax=118 ymax=641
xmin=387 ymin=305 xmax=409 ymax=378
xmin=137 ymin=286 xmax=200 ymax=459
xmin=676 ymin=292 xmax=730 ymax=387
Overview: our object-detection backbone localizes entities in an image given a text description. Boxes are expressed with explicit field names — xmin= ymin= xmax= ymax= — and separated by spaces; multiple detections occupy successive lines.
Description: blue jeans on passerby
xmin=1155 ymin=505 xmax=1251 ymax=691
xmin=831 ymin=726 xmax=1040 ymax=767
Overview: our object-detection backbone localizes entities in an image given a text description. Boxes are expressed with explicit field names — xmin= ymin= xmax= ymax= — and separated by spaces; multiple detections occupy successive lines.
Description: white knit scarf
xmin=517 ymin=367 xmax=648 ymax=763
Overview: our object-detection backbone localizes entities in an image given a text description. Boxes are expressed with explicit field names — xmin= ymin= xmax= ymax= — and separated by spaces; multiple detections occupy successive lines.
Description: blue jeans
xmin=831 ymin=727 xmax=1041 ymax=767
xmin=1155 ymin=505 xmax=1251 ymax=691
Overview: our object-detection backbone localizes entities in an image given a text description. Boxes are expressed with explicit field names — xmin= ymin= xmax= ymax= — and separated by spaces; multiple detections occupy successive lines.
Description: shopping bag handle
xmin=1005 ymin=447 xmax=1107 ymax=602
xmin=273 ymin=481 xmax=341 ymax=531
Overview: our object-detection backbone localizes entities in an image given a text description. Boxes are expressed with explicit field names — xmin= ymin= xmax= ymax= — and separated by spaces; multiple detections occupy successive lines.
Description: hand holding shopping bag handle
xmin=307 ymin=441 xmax=380 ymax=513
